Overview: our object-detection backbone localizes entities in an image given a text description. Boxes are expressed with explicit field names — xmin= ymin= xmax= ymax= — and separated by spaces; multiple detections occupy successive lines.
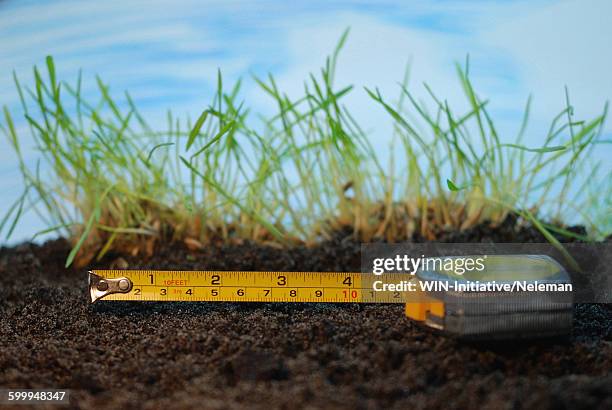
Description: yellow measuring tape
xmin=89 ymin=270 xmax=413 ymax=303
xmin=88 ymin=256 xmax=573 ymax=339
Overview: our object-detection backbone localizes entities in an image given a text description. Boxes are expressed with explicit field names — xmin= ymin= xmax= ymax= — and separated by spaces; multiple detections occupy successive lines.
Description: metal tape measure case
xmin=406 ymin=255 xmax=573 ymax=339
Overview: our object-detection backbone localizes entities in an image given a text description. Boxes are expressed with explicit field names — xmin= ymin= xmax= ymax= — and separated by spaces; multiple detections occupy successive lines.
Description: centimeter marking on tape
xmin=90 ymin=270 xmax=415 ymax=303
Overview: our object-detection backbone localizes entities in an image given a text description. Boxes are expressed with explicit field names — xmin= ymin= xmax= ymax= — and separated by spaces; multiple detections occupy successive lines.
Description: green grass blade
xmin=146 ymin=142 xmax=175 ymax=164
xmin=65 ymin=185 xmax=113 ymax=268
xmin=501 ymin=143 xmax=566 ymax=153
xmin=186 ymin=109 xmax=209 ymax=150
xmin=189 ymin=120 xmax=235 ymax=159
xmin=30 ymin=223 xmax=77 ymax=241
xmin=180 ymin=156 xmax=284 ymax=240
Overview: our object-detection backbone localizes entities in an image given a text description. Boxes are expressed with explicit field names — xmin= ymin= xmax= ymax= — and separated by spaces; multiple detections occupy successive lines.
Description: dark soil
xmin=1 ymin=221 xmax=611 ymax=409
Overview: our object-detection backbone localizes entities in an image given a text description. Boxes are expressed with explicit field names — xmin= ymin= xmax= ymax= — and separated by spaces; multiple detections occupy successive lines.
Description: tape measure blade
xmin=90 ymin=270 xmax=408 ymax=303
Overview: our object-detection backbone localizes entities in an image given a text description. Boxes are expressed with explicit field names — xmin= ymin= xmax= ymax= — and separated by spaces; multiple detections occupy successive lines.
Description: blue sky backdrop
xmin=0 ymin=0 xmax=610 ymax=243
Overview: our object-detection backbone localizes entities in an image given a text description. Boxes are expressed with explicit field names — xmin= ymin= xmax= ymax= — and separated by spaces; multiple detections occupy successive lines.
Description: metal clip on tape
xmin=89 ymin=272 xmax=133 ymax=303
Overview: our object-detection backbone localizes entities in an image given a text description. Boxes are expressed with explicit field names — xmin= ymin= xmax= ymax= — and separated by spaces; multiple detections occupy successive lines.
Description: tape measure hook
xmin=89 ymin=272 xmax=133 ymax=303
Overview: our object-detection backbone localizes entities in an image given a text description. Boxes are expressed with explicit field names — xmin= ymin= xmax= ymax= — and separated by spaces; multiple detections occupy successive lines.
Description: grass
xmin=1 ymin=33 xmax=610 ymax=267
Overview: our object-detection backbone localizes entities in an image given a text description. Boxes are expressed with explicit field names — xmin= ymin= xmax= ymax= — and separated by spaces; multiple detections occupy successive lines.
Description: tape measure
xmin=89 ymin=270 xmax=413 ymax=303
xmin=89 ymin=255 xmax=574 ymax=340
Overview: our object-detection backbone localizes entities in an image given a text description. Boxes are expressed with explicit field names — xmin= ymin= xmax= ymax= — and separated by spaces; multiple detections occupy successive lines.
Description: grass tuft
xmin=1 ymin=35 xmax=610 ymax=267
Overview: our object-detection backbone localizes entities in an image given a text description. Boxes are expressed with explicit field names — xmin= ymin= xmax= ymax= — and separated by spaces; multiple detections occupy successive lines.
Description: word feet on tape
xmin=88 ymin=255 xmax=573 ymax=339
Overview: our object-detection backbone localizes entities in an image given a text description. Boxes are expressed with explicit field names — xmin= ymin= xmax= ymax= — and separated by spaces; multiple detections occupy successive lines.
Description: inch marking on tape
xmin=89 ymin=270 xmax=414 ymax=303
